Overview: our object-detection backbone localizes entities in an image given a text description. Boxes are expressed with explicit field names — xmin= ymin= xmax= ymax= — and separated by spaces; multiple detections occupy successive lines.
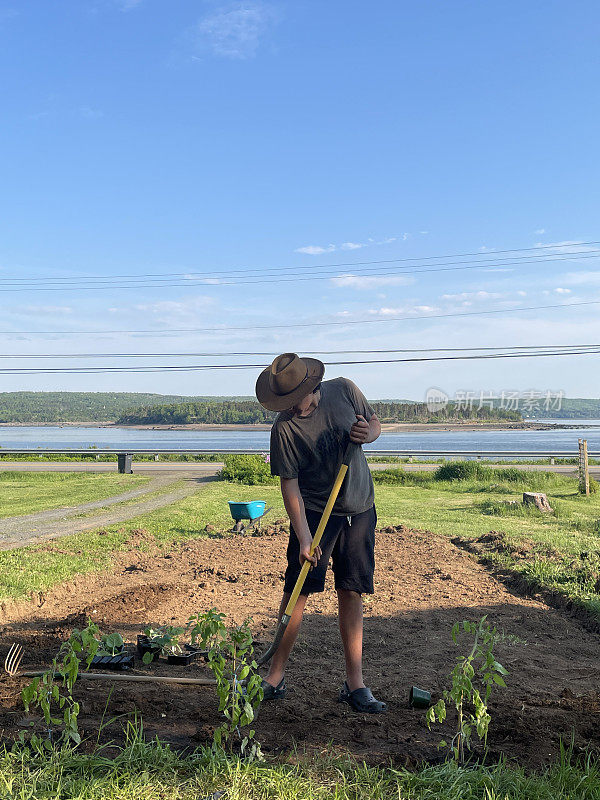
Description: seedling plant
xmin=21 ymin=620 xmax=101 ymax=748
xmin=426 ymin=615 xmax=519 ymax=763
xmin=141 ymin=625 xmax=185 ymax=663
xmin=96 ymin=632 xmax=124 ymax=657
xmin=192 ymin=608 xmax=263 ymax=760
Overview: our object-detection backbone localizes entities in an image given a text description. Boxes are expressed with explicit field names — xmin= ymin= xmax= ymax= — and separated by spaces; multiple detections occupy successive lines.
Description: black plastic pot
xmin=137 ymin=635 xmax=161 ymax=663
xmin=167 ymin=652 xmax=196 ymax=666
xmin=185 ymin=644 xmax=208 ymax=659
xmin=91 ymin=653 xmax=134 ymax=671
xmin=409 ymin=686 xmax=431 ymax=709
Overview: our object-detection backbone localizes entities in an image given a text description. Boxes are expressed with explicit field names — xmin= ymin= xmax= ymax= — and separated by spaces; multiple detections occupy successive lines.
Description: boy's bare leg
xmin=264 ymin=591 xmax=308 ymax=687
xmin=337 ymin=589 xmax=364 ymax=691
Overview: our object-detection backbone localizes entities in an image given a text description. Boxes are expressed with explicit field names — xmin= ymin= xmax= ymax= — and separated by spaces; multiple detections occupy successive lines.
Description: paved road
xmin=0 ymin=460 xmax=598 ymax=476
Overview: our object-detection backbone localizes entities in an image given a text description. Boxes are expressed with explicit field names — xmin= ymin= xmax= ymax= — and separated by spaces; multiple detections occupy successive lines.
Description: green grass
xmin=0 ymin=471 xmax=150 ymax=518
xmin=1 ymin=736 xmax=599 ymax=800
xmin=0 ymin=452 xmax=225 ymax=462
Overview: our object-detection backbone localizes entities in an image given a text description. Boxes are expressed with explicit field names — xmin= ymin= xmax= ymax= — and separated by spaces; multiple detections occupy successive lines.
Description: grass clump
xmin=435 ymin=461 xmax=494 ymax=482
xmin=479 ymin=499 xmax=555 ymax=518
xmin=220 ymin=454 xmax=277 ymax=485
xmin=372 ymin=468 xmax=434 ymax=486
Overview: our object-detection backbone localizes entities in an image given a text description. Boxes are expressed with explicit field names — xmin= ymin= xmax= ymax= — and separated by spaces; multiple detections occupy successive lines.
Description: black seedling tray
xmin=167 ymin=652 xmax=196 ymax=666
xmin=90 ymin=653 xmax=134 ymax=671
xmin=185 ymin=644 xmax=208 ymax=658
xmin=137 ymin=635 xmax=161 ymax=663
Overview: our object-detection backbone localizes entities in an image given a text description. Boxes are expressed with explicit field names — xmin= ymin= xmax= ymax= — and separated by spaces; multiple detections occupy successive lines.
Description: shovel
xmin=257 ymin=439 xmax=357 ymax=665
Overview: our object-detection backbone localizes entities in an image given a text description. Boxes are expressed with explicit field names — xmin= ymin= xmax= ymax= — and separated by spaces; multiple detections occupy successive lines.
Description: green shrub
xmin=220 ymin=454 xmax=277 ymax=485
xmin=492 ymin=467 xmax=524 ymax=483
xmin=372 ymin=468 xmax=434 ymax=486
xmin=434 ymin=461 xmax=493 ymax=482
xmin=479 ymin=499 xmax=553 ymax=518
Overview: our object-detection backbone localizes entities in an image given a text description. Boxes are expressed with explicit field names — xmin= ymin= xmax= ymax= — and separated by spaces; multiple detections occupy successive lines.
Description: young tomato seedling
xmin=426 ymin=615 xmax=520 ymax=763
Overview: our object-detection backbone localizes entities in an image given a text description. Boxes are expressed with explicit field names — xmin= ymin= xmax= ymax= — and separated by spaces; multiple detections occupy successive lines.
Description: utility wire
xmin=1 ymin=347 xmax=599 ymax=374
xmin=3 ymin=296 xmax=598 ymax=336
xmin=1 ymin=240 xmax=597 ymax=283
xmin=0 ymin=252 xmax=598 ymax=291
xmin=2 ymin=344 xmax=600 ymax=359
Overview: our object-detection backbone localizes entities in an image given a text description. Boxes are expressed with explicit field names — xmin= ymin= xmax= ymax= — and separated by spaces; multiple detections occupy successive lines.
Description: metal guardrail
xmin=0 ymin=447 xmax=597 ymax=473
xmin=0 ymin=449 xmax=597 ymax=457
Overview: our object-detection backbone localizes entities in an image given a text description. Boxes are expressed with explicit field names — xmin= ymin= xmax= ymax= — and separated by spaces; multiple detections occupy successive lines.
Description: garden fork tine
xmin=4 ymin=643 xmax=24 ymax=677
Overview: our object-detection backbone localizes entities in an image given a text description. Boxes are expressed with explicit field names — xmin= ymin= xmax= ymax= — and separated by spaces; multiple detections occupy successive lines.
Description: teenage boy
xmin=255 ymin=352 xmax=386 ymax=713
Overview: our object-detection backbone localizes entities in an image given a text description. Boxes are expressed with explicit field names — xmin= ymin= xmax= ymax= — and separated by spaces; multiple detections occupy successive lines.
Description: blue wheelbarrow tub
xmin=228 ymin=500 xmax=266 ymax=522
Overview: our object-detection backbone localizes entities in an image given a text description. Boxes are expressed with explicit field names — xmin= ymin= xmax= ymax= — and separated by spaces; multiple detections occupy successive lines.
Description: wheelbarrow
xmin=228 ymin=500 xmax=271 ymax=533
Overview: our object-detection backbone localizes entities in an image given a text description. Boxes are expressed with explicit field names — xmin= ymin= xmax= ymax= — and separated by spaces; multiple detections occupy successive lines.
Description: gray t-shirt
xmin=269 ymin=377 xmax=375 ymax=516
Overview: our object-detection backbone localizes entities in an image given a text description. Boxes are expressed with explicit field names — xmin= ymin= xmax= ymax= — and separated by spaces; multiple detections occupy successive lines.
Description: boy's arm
xmin=280 ymin=477 xmax=321 ymax=567
xmin=350 ymin=413 xmax=381 ymax=444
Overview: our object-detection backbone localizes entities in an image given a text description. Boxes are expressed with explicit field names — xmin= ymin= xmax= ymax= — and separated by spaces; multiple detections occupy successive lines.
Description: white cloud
xmin=535 ymin=228 xmax=546 ymax=235
xmin=193 ymin=2 xmax=276 ymax=59
xmin=134 ymin=296 xmax=216 ymax=316
xmin=368 ymin=304 xmax=438 ymax=316
xmin=535 ymin=239 xmax=597 ymax=254
xmin=295 ymin=244 xmax=336 ymax=255
xmin=330 ymin=274 xmax=415 ymax=289
xmin=554 ymin=287 xmax=571 ymax=294
xmin=295 ymin=234 xmax=401 ymax=256
xmin=558 ymin=271 xmax=600 ymax=286
xmin=14 ymin=305 xmax=73 ymax=316
xmin=183 ymin=273 xmax=225 ymax=285
xmin=441 ymin=290 xmax=502 ymax=301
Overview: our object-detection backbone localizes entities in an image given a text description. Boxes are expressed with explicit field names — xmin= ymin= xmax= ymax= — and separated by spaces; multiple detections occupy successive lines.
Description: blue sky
xmin=1 ymin=0 xmax=599 ymax=400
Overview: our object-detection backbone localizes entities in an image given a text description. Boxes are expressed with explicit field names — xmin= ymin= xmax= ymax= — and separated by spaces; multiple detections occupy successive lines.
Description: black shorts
xmin=284 ymin=506 xmax=376 ymax=595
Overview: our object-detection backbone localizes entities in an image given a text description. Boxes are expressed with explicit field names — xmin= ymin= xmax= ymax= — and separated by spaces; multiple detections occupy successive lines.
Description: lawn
xmin=0 ymin=471 xmax=150 ymax=518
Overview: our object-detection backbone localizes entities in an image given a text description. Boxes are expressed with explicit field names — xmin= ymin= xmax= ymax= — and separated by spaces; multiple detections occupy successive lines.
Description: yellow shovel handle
xmin=283 ymin=460 xmax=349 ymax=616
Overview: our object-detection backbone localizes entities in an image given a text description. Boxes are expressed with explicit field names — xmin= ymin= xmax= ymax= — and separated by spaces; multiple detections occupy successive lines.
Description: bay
xmin=1 ymin=423 xmax=599 ymax=455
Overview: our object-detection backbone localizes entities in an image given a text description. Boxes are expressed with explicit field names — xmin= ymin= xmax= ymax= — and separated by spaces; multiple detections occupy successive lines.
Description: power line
xmin=1 ymin=240 xmax=597 ymax=283
xmin=3 ymin=296 xmax=598 ymax=336
xmin=0 ymin=251 xmax=597 ymax=291
xmin=0 ymin=346 xmax=598 ymax=374
xmin=2 ymin=344 xmax=599 ymax=359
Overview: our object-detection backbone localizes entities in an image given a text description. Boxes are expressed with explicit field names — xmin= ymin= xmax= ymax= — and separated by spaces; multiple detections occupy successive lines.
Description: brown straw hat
xmin=255 ymin=353 xmax=325 ymax=411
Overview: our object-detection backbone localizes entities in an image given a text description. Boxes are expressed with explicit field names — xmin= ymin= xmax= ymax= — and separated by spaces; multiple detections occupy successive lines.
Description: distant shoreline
xmin=1 ymin=421 xmax=598 ymax=432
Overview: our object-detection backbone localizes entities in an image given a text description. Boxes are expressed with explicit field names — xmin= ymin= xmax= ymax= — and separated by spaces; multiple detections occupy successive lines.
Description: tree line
xmin=1 ymin=391 xmax=597 ymax=424
xmin=116 ymin=400 xmax=521 ymax=425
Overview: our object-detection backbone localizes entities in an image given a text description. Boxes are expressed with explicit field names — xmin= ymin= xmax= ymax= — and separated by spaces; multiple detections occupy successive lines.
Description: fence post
xmin=578 ymin=439 xmax=590 ymax=496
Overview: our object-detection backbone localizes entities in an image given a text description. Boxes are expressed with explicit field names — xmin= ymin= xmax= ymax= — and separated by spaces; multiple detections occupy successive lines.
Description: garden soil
xmin=1 ymin=524 xmax=600 ymax=769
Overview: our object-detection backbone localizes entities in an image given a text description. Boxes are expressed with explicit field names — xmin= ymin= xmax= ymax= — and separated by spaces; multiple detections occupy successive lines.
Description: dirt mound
xmin=1 ymin=525 xmax=600 ymax=768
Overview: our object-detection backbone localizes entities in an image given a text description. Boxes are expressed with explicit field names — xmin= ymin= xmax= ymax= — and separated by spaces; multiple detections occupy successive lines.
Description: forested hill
xmin=1 ymin=392 xmax=597 ymax=424
xmin=0 ymin=392 xmax=254 ymax=423
xmin=117 ymin=400 xmax=521 ymax=425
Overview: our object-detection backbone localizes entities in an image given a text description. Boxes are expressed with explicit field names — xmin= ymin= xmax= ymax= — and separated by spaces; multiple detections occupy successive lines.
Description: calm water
xmin=1 ymin=423 xmax=599 ymax=454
